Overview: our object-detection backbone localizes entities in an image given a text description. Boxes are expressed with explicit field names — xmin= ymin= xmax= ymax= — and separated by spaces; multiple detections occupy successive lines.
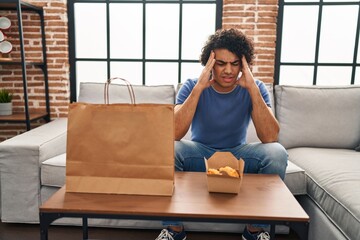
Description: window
xmin=67 ymin=0 xmax=223 ymax=101
xmin=275 ymin=0 xmax=360 ymax=85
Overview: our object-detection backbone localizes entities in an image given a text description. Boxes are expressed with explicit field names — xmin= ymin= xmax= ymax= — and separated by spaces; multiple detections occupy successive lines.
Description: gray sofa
xmin=0 ymin=82 xmax=359 ymax=240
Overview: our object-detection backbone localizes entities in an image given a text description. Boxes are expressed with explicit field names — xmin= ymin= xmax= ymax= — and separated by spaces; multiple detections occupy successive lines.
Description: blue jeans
xmin=163 ymin=140 xmax=288 ymax=228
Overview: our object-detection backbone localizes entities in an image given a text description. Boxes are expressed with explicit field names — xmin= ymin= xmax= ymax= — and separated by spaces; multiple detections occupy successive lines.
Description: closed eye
xmin=231 ymin=61 xmax=240 ymax=66
xmin=215 ymin=60 xmax=240 ymax=66
xmin=215 ymin=60 xmax=226 ymax=66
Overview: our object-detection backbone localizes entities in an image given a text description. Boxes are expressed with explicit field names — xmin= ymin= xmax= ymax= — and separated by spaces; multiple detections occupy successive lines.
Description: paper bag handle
xmin=104 ymin=77 xmax=136 ymax=104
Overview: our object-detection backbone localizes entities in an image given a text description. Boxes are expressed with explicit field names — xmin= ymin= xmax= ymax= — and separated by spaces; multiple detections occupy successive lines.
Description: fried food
xmin=219 ymin=166 xmax=239 ymax=178
xmin=207 ymin=166 xmax=239 ymax=178
xmin=207 ymin=168 xmax=222 ymax=175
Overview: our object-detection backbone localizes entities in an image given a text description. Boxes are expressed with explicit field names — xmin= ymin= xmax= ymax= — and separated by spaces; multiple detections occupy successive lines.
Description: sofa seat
xmin=41 ymin=152 xmax=306 ymax=196
xmin=288 ymin=147 xmax=360 ymax=240
xmin=41 ymin=153 xmax=66 ymax=188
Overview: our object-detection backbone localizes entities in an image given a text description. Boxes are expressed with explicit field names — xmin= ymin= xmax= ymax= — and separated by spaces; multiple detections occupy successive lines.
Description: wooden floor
xmin=0 ymin=221 xmax=300 ymax=240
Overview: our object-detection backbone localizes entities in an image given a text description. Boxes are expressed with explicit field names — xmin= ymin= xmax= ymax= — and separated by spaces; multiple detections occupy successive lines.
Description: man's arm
xmin=249 ymin=85 xmax=279 ymax=143
xmin=175 ymin=52 xmax=216 ymax=140
xmin=174 ymin=87 xmax=202 ymax=140
xmin=237 ymin=57 xmax=279 ymax=143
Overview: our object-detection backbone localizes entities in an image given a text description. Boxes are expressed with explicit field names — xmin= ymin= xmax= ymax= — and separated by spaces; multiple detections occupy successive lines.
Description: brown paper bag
xmin=65 ymin=78 xmax=174 ymax=196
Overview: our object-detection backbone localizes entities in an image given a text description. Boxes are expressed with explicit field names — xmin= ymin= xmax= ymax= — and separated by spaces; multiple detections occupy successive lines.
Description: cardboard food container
xmin=204 ymin=152 xmax=245 ymax=194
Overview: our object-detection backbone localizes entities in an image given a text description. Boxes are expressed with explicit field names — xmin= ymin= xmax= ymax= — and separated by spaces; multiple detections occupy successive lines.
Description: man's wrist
xmin=193 ymin=83 xmax=205 ymax=95
xmin=246 ymin=81 xmax=258 ymax=93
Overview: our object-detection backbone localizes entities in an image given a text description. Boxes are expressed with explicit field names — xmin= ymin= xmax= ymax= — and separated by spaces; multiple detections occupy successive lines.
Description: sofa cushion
xmin=356 ymin=144 xmax=360 ymax=152
xmin=41 ymin=153 xmax=66 ymax=187
xmin=288 ymin=147 xmax=360 ymax=240
xmin=283 ymin=161 xmax=306 ymax=195
xmin=275 ymin=85 xmax=360 ymax=149
xmin=78 ymin=82 xmax=176 ymax=104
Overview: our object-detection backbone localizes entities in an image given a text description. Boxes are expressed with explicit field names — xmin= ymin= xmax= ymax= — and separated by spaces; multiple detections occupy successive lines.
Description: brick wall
xmin=0 ymin=0 xmax=69 ymax=141
xmin=223 ymin=0 xmax=278 ymax=83
xmin=0 ymin=0 xmax=278 ymax=141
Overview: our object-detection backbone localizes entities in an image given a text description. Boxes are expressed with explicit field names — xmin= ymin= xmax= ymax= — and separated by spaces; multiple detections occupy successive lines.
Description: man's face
xmin=212 ymin=48 xmax=241 ymax=92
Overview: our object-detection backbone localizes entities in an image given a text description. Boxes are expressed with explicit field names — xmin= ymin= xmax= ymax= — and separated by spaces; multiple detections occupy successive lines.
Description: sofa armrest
xmin=0 ymin=118 xmax=67 ymax=223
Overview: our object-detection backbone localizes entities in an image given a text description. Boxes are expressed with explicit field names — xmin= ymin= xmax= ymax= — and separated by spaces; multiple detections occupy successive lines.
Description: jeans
xmin=163 ymin=140 xmax=288 ymax=228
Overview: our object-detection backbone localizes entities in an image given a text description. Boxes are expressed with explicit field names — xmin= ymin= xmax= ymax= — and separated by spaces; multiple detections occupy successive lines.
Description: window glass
xmin=276 ymin=1 xmax=359 ymax=86
xmin=318 ymin=5 xmax=358 ymax=63
xmin=181 ymin=62 xmax=203 ymax=83
xmin=146 ymin=4 xmax=179 ymax=59
xmin=76 ymin=61 xmax=107 ymax=97
xmin=317 ymin=66 xmax=352 ymax=85
xmin=69 ymin=0 xmax=220 ymax=101
xmin=355 ymin=67 xmax=360 ymax=84
xmin=110 ymin=62 xmax=143 ymax=85
xmin=279 ymin=66 xmax=314 ymax=85
xmin=357 ymin=34 xmax=360 ymax=63
xmin=110 ymin=4 xmax=143 ymax=59
xmin=281 ymin=6 xmax=318 ymax=63
xmin=74 ymin=3 xmax=107 ymax=58
xmin=145 ymin=62 xmax=178 ymax=86
xmin=285 ymin=0 xmax=319 ymax=2
xmin=324 ymin=0 xmax=358 ymax=2
xmin=182 ymin=4 xmax=215 ymax=60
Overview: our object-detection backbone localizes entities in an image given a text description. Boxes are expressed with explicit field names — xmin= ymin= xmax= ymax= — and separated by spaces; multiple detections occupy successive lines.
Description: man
xmin=155 ymin=28 xmax=288 ymax=240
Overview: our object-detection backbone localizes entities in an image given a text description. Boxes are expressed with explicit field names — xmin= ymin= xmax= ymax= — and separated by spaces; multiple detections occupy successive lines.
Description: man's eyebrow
xmin=215 ymin=59 xmax=240 ymax=64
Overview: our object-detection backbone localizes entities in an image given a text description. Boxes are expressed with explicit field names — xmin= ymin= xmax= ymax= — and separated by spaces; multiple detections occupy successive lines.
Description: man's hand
xmin=195 ymin=51 xmax=216 ymax=91
xmin=236 ymin=56 xmax=256 ymax=90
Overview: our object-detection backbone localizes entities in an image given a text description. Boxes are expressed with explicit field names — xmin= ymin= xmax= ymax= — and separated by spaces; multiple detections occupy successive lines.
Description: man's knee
xmin=174 ymin=141 xmax=186 ymax=171
xmin=174 ymin=140 xmax=208 ymax=172
xmin=264 ymin=142 xmax=288 ymax=179
xmin=267 ymin=142 xmax=287 ymax=163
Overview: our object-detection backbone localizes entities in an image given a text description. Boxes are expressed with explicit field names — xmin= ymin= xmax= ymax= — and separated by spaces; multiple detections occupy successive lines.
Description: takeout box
xmin=204 ymin=152 xmax=244 ymax=194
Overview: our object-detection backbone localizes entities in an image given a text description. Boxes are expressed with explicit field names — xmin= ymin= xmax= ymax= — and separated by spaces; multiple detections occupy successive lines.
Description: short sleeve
xmin=257 ymin=80 xmax=271 ymax=108
xmin=176 ymin=79 xmax=196 ymax=105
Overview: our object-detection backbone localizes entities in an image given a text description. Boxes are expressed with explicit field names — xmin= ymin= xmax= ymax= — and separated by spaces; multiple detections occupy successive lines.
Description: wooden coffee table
xmin=39 ymin=172 xmax=309 ymax=240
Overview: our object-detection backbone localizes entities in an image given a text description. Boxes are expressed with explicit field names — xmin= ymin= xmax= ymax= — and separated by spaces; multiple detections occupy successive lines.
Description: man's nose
xmin=224 ymin=63 xmax=232 ymax=73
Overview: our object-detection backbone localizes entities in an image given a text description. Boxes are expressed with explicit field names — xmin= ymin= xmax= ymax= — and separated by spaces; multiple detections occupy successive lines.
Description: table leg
xmin=83 ymin=217 xmax=88 ymax=240
xmin=289 ymin=222 xmax=309 ymax=240
xmin=269 ymin=224 xmax=275 ymax=239
xmin=40 ymin=224 xmax=48 ymax=240
xmin=39 ymin=212 xmax=61 ymax=240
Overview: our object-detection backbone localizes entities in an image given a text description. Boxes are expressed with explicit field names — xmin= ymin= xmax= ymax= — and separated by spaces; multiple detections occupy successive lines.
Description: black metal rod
xmin=39 ymin=8 xmax=50 ymax=122
xmin=274 ymin=0 xmax=284 ymax=85
xmin=16 ymin=0 xmax=31 ymax=130
xmin=39 ymin=210 xmax=309 ymax=240
xmin=82 ymin=217 xmax=88 ymax=240
xmin=312 ymin=0 xmax=323 ymax=85
xmin=351 ymin=2 xmax=360 ymax=84
xmin=67 ymin=0 xmax=77 ymax=102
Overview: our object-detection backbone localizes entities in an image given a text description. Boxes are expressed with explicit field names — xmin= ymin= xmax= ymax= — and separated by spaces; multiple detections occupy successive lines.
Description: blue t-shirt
xmin=176 ymin=79 xmax=271 ymax=148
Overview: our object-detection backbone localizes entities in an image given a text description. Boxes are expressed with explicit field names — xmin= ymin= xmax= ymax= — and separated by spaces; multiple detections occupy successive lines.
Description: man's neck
xmin=211 ymin=83 xmax=237 ymax=94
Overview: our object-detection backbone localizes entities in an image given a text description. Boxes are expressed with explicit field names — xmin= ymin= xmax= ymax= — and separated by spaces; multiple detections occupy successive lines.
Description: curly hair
xmin=200 ymin=28 xmax=254 ymax=67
